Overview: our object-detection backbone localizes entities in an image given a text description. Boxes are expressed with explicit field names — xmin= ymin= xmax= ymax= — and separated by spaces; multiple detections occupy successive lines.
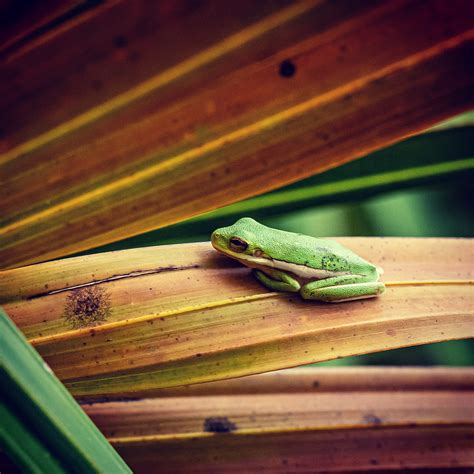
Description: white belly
xmin=235 ymin=253 xmax=348 ymax=280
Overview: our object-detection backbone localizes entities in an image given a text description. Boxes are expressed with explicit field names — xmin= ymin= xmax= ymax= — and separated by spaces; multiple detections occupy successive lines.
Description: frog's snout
xmin=211 ymin=231 xmax=222 ymax=250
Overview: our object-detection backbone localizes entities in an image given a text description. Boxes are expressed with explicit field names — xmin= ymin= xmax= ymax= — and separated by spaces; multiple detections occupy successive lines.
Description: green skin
xmin=211 ymin=217 xmax=385 ymax=303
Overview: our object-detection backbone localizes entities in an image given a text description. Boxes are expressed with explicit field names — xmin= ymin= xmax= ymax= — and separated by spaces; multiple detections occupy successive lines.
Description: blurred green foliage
xmin=0 ymin=309 xmax=131 ymax=473
xmin=85 ymin=122 xmax=474 ymax=249
xmin=83 ymin=112 xmax=474 ymax=366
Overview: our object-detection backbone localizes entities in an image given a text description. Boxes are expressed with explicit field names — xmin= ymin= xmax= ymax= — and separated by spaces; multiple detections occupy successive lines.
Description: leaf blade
xmin=2 ymin=1 xmax=474 ymax=268
xmin=1 ymin=238 xmax=472 ymax=397
xmin=84 ymin=367 xmax=474 ymax=472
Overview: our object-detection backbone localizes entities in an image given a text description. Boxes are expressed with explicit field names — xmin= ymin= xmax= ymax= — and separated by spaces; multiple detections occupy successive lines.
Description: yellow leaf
xmin=1 ymin=238 xmax=472 ymax=397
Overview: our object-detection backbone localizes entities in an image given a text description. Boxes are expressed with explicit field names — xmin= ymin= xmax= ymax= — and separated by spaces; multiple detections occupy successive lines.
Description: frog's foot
xmin=253 ymin=269 xmax=300 ymax=293
xmin=301 ymin=276 xmax=385 ymax=302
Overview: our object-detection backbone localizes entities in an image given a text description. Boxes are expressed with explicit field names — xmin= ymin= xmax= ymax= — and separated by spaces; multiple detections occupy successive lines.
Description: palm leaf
xmin=1 ymin=238 xmax=471 ymax=397
xmin=2 ymin=1 xmax=473 ymax=268
xmin=85 ymin=368 xmax=474 ymax=472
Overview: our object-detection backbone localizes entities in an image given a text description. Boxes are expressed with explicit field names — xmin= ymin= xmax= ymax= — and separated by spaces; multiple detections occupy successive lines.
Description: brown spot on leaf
xmin=364 ymin=413 xmax=382 ymax=425
xmin=64 ymin=286 xmax=111 ymax=328
xmin=204 ymin=417 xmax=237 ymax=433
xmin=279 ymin=59 xmax=296 ymax=78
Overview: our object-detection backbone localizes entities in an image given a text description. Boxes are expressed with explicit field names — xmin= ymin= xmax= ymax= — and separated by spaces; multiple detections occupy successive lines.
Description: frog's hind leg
xmin=301 ymin=275 xmax=385 ymax=303
xmin=253 ymin=269 xmax=300 ymax=293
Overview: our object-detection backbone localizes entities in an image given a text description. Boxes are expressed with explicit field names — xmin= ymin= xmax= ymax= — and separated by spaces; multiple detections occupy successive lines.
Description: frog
xmin=211 ymin=217 xmax=385 ymax=303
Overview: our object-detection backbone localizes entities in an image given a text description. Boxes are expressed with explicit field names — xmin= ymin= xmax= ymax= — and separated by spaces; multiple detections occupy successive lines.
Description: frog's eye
xmin=229 ymin=237 xmax=248 ymax=252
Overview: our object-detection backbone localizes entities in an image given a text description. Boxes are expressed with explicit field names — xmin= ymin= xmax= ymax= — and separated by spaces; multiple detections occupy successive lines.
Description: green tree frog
xmin=211 ymin=217 xmax=385 ymax=303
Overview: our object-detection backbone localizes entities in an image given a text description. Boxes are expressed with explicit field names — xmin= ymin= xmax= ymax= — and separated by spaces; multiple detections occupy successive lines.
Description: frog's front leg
xmin=253 ymin=268 xmax=300 ymax=293
xmin=301 ymin=275 xmax=385 ymax=302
